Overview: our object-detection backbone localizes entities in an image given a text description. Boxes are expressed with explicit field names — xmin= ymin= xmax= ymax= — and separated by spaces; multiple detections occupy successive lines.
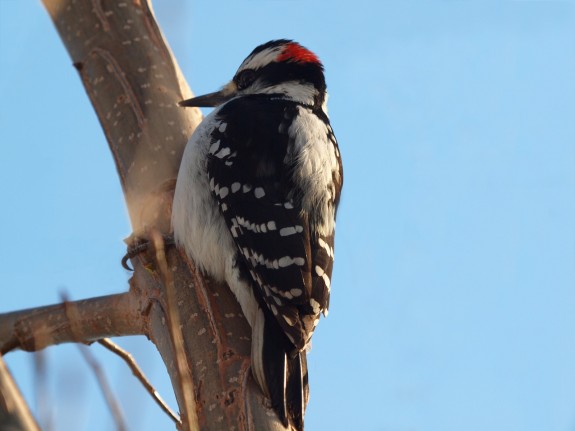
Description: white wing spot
xmin=315 ymin=265 xmax=325 ymax=276
xmin=219 ymin=187 xmax=229 ymax=199
xmin=290 ymin=288 xmax=303 ymax=297
xmin=318 ymin=237 xmax=334 ymax=258
xmin=267 ymin=221 xmax=277 ymax=230
xmin=284 ymin=201 xmax=294 ymax=209
xmin=279 ymin=225 xmax=303 ymax=237
xmin=215 ymin=147 xmax=231 ymax=159
xmin=310 ymin=298 xmax=321 ymax=314
xmin=277 ymin=256 xmax=305 ymax=268
xmin=209 ymin=140 xmax=220 ymax=154
xmin=254 ymin=187 xmax=265 ymax=199
xmin=322 ymin=273 xmax=331 ymax=291
xmin=283 ymin=315 xmax=296 ymax=326
xmin=231 ymin=182 xmax=241 ymax=193
xmin=280 ymin=227 xmax=296 ymax=237
xmin=278 ymin=256 xmax=293 ymax=267
xmin=242 ymin=184 xmax=252 ymax=193
xmin=219 ymin=122 xmax=227 ymax=132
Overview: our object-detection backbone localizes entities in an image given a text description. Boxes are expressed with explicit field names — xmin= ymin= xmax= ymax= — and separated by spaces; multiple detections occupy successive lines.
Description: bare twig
xmin=0 ymin=354 xmax=41 ymax=431
xmin=150 ymin=230 xmax=199 ymax=430
xmin=78 ymin=345 xmax=127 ymax=431
xmin=33 ymin=351 xmax=53 ymax=431
xmin=98 ymin=338 xmax=181 ymax=425
xmin=0 ymin=292 xmax=147 ymax=355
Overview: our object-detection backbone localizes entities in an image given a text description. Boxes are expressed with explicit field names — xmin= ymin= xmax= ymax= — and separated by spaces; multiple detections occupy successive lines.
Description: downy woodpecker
xmin=172 ymin=40 xmax=343 ymax=430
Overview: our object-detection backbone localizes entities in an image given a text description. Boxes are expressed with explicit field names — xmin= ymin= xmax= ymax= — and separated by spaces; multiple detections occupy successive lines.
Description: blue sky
xmin=1 ymin=1 xmax=574 ymax=430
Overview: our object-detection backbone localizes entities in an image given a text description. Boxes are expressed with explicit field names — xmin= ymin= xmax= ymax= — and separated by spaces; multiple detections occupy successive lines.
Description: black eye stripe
xmin=235 ymin=69 xmax=257 ymax=90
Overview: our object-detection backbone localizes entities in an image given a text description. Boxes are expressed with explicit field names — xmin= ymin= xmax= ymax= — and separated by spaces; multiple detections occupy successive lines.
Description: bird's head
xmin=179 ymin=39 xmax=326 ymax=110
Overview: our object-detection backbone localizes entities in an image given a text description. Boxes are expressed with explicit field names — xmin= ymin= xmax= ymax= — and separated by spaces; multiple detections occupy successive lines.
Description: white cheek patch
xmin=256 ymin=82 xmax=318 ymax=106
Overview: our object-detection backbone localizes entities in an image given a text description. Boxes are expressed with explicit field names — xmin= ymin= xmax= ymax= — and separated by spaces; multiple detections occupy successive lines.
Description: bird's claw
xmin=121 ymin=235 xmax=175 ymax=271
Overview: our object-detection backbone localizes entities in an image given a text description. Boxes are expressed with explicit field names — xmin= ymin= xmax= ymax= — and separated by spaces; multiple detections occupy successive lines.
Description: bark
xmin=0 ymin=1 xmax=288 ymax=430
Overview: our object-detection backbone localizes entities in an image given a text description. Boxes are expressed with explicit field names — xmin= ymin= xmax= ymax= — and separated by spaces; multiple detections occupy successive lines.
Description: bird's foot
xmin=122 ymin=234 xmax=175 ymax=271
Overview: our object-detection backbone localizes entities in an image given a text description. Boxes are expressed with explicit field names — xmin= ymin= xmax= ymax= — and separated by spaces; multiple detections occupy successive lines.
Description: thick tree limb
xmin=0 ymin=0 xmax=291 ymax=430
xmin=42 ymin=0 xmax=202 ymax=232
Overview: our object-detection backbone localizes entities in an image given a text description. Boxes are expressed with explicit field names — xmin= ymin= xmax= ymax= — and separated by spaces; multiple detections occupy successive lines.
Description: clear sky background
xmin=1 ymin=1 xmax=574 ymax=430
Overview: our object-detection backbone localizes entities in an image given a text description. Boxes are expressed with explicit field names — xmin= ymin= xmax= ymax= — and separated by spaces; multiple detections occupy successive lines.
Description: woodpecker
xmin=172 ymin=40 xmax=343 ymax=430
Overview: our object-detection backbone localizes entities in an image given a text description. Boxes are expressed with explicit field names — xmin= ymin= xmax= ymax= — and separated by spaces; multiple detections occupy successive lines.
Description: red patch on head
xmin=277 ymin=43 xmax=321 ymax=65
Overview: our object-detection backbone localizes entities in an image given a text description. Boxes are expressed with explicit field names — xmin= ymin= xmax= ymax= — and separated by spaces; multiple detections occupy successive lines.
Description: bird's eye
xmin=235 ymin=69 xmax=256 ymax=90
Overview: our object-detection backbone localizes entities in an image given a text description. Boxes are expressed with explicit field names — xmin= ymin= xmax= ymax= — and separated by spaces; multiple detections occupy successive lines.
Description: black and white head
xmin=179 ymin=39 xmax=327 ymax=110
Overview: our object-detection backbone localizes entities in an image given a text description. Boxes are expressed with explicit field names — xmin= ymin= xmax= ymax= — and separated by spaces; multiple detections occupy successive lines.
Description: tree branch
xmin=79 ymin=344 xmax=127 ymax=431
xmin=150 ymin=230 xmax=199 ymax=430
xmin=0 ymin=290 xmax=147 ymax=355
xmin=0 ymin=0 xmax=293 ymax=429
xmin=0 ymin=289 xmax=150 ymax=354
xmin=98 ymin=338 xmax=180 ymax=425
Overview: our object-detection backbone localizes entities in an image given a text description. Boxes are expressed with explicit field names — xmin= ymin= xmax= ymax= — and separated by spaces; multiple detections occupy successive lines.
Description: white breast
xmin=172 ymin=108 xmax=235 ymax=281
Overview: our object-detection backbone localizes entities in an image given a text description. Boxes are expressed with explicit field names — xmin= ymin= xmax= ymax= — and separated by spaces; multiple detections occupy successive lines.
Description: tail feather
xmin=252 ymin=307 xmax=308 ymax=431
xmin=286 ymin=350 xmax=306 ymax=431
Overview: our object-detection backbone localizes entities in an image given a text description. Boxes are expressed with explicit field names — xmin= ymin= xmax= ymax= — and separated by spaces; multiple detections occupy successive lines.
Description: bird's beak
xmin=178 ymin=81 xmax=237 ymax=108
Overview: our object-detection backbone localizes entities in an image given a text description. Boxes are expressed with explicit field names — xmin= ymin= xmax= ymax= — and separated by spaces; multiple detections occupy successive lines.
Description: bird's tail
xmin=252 ymin=308 xmax=309 ymax=431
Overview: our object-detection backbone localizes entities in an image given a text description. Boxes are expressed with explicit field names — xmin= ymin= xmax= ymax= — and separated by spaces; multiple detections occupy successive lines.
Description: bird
xmin=172 ymin=39 xmax=343 ymax=430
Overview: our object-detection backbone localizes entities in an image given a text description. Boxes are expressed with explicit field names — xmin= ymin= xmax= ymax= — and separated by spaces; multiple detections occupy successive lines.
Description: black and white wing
xmin=206 ymin=95 xmax=340 ymax=348
xmin=205 ymin=95 xmax=342 ymax=429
